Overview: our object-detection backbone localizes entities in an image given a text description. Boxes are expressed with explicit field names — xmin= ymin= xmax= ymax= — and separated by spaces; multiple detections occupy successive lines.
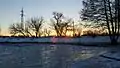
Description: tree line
xmin=8 ymin=12 xmax=83 ymax=37
xmin=8 ymin=11 xmax=107 ymax=37
xmin=0 ymin=0 xmax=119 ymax=44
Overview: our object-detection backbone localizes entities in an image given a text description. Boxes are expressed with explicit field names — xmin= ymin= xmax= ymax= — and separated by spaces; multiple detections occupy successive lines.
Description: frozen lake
xmin=0 ymin=43 xmax=119 ymax=68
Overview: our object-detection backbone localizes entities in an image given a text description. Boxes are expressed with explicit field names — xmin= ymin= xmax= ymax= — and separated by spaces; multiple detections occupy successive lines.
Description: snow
xmin=0 ymin=36 xmax=119 ymax=68
xmin=71 ymin=46 xmax=120 ymax=68
xmin=0 ymin=36 xmax=112 ymax=44
xmin=0 ymin=44 xmax=119 ymax=68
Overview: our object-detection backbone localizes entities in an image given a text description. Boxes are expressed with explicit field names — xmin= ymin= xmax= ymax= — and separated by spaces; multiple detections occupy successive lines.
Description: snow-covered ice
xmin=0 ymin=36 xmax=119 ymax=68
xmin=0 ymin=43 xmax=119 ymax=68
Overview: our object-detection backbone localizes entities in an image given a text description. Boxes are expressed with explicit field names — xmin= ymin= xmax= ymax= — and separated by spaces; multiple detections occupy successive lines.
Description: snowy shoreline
xmin=0 ymin=36 xmax=120 ymax=46
xmin=0 ymin=36 xmax=115 ymax=43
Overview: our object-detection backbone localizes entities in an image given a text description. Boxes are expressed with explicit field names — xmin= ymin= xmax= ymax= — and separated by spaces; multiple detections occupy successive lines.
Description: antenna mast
xmin=20 ymin=8 xmax=24 ymax=23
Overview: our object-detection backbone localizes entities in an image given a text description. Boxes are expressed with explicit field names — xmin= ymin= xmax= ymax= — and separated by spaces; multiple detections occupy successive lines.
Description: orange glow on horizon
xmin=0 ymin=31 xmax=79 ymax=37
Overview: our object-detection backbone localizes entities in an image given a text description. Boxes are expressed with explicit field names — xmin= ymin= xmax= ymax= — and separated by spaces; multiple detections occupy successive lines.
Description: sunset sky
xmin=0 ymin=0 xmax=83 ymax=35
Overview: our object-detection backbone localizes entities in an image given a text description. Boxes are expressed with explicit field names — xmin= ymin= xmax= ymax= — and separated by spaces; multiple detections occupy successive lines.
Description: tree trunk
xmin=35 ymin=32 xmax=37 ymax=37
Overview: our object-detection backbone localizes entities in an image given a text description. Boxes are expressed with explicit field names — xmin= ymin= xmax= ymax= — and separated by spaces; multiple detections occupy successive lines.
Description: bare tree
xmin=27 ymin=17 xmax=44 ymax=37
xmin=65 ymin=21 xmax=81 ymax=37
xmin=9 ymin=17 xmax=44 ymax=37
xmin=9 ymin=23 xmax=26 ymax=36
xmin=43 ymin=28 xmax=51 ymax=37
xmin=50 ymin=12 xmax=72 ymax=36
xmin=103 ymin=0 xmax=120 ymax=44
xmin=81 ymin=0 xmax=120 ymax=44
xmin=24 ymin=23 xmax=33 ymax=36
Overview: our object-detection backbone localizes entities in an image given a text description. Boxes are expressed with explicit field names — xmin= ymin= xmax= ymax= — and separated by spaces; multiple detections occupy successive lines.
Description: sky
xmin=0 ymin=0 xmax=83 ymax=35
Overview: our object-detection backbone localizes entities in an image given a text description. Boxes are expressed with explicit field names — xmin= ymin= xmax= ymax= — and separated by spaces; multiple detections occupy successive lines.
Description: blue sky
xmin=0 ymin=0 xmax=83 ymax=35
